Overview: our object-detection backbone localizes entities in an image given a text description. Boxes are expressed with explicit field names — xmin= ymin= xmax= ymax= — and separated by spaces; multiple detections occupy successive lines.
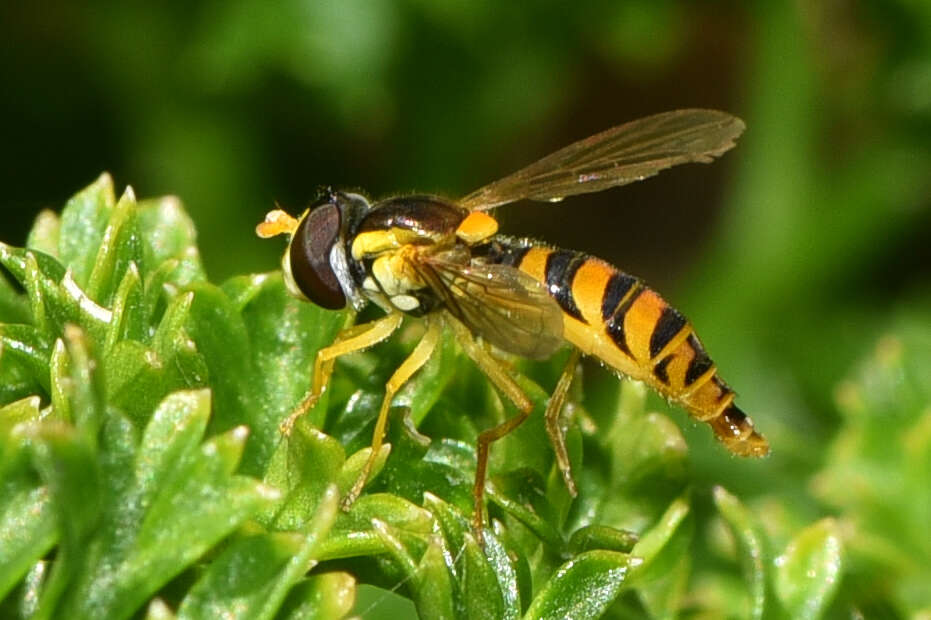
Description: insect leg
xmin=342 ymin=318 xmax=442 ymax=510
xmin=280 ymin=313 xmax=404 ymax=435
xmin=446 ymin=315 xmax=534 ymax=541
xmin=545 ymin=348 xmax=581 ymax=497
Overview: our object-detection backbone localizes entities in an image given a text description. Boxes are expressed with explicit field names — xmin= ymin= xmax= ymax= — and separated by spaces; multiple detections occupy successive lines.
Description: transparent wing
xmin=459 ymin=109 xmax=745 ymax=211
xmin=412 ymin=254 xmax=564 ymax=360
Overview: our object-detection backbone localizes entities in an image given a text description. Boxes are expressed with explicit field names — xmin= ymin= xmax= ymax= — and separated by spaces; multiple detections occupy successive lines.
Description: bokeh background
xmin=2 ymin=0 xmax=931 ymax=615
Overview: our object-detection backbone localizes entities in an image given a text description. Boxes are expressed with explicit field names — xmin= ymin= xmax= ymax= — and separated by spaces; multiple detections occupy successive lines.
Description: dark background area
xmin=0 ymin=2 xmax=783 ymax=287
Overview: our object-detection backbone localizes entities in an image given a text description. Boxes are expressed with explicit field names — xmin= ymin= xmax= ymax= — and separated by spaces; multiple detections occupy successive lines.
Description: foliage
xmin=1 ymin=176 xmax=925 ymax=619
xmin=0 ymin=175 xmax=931 ymax=618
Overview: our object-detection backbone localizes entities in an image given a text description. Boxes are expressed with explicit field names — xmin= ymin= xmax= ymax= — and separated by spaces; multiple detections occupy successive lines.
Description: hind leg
xmin=545 ymin=348 xmax=581 ymax=497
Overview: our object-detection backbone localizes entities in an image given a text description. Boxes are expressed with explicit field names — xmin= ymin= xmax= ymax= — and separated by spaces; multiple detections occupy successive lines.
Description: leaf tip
xmin=145 ymin=597 xmax=175 ymax=620
xmin=712 ymin=485 xmax=731 ymax=504
xmin=119 ymin=185 xmax=138 ymax=204
xmin=256 ymin=483 xmax=283 ymax=502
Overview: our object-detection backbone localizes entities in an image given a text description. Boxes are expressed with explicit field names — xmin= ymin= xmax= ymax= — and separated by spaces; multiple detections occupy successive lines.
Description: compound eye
xmin=288 ymin=203 xmax=347 ymax=309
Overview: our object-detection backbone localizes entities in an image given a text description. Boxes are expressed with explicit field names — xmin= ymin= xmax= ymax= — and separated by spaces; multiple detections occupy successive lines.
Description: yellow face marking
xmin=351 ymin=228 xmax=422 ymax=260
xmin=569 ymin=259 xmax=615 ymax=325
xmin=455 ymin=211 xmax=499 ymax=244
xmin=517 ymin=247 xmax=550 ymax=283
xmin=623 ymin=289 xmax=665 ymax=362
xmin=256 ymin=209 xmax=300 ymax=238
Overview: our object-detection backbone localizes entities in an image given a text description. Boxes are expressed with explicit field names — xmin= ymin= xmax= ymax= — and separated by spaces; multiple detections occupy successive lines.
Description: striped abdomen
xmin=480 ymin=238 xmax=768 ymax=457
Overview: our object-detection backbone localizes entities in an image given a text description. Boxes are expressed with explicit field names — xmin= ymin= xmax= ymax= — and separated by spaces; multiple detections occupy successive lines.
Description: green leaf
xmin=773 ymin=518 xmax=843 ymax=620
xmin=523 ymin=550 xmax=637 ymax=620
xmin=86 ymin=188 xmax=144 ymax=306
xmin=399 ymin=532 xmax=457 ymax=620
xmin=144 ymin=598 xmax=176 ymax=620
xmin=318 ymin=493 xmax=432 ymax=561
xmin=26 ymin=210 xmax=61 ymax=258
xmin=130 ymin=426 xmax=266 ymax=581
xmin=488 ymin=469 xmax=564 ymax=549
xmin=234 ymin=274 xmax=345 ymax=471
xmin=135 ymin=195 xmax=205 ymax=286
xmin=265 ymin=485 xmax=344 ymax=614
xmin=279 ymin=572 xmax=356 ymax=620
xmin=264 ymin=426 xmax=344 ymax=531
xmin=182 ymin=283 xmax=252 ymax=444
xmin=18 ymin=560 xmax=51 ymax=619
xmin=421 ymin=492 xmax=518 ymax=619
xmin=461 ymin=532 xmax=507 ymax=620
xmin=0 ymin=485 xmax=56 ymax=602
xmin=351 ymin=584 xmax=418 ymax=619
xmin=486 ymin=529 xmax=524 ymax=618
xmin=568 ymin=524 xmax=639 ymax=555
xmin=25 ymin=421 xmax=102 ymax=619
xmin=177 ymin=531 xmax=303 ymax=620
xmin=0 ymin=394 xmax=42 ymax=433
xmin=0 ymin=243 xmax=66 ymax=285
xmin=132 ymin=389 xmax=211 ymax=506
xmin=59 ymin=325 xmax=105 ymax=436
xmin=56 ymin=390 xmax=277 ymax=619
xmin=0 ymin=268 xmax=29 ymax=325
xmin=57 ymin=173 xmax=116 ymax=288
xmin=9 ymin=250 xmax=111 ymax=346
xmin=104 ymin=263 xmax=145 ymax=351
xmin=0 ymin=324 xmax=53 ymax=394
xmin=713 ymin=486 xmax=769 ymax=620
xmin=627 ymin=493 xmax=693 ymax=618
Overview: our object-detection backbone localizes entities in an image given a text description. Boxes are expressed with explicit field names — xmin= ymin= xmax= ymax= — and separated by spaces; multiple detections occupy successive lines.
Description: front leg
xmin=280 ymin=313 xmax=404 ymax=435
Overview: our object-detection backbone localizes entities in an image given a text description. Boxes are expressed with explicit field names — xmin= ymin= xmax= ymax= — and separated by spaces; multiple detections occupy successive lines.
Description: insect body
xmin=258 ymin=109 xmax=768 ymax=535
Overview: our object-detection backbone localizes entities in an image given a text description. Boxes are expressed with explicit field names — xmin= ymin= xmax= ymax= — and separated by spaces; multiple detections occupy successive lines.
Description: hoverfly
xmin=257 ymin=109 xmax=768 ymax=536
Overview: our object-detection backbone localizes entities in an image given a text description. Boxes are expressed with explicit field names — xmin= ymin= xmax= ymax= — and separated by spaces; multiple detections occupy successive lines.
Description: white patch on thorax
xmin=390 ymin=294 xmax=420 ymax=311
xmin=371 ymin=253 xmax=422 ymax=296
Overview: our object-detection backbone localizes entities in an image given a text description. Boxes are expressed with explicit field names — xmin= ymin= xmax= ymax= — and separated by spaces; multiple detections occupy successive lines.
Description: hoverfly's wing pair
xmin=419 ymin=109 xmax=746 ymax=357
xmin=414 ymin=255 xmax=565 ymax=359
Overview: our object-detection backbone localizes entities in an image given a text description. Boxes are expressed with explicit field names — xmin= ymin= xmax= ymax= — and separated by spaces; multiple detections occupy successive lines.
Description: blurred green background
xmin=2 ymin=0 xmax=930 ymax=615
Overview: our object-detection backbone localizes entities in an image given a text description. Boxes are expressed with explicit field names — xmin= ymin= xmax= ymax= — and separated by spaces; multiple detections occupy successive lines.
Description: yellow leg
xmin=545 ymin=348 xmax=581 ymax=497
xmin=342 ymin=319 xmax=443 ymax=510
xmin=446 ymin=315 xmax=534 ymax=541
xmin=279 ymin=313 xmax=404 ymax=435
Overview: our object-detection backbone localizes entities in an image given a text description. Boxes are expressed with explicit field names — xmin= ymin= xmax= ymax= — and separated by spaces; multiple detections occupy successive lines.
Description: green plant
xmin=5 ymin=174 xmax=924 ymax=619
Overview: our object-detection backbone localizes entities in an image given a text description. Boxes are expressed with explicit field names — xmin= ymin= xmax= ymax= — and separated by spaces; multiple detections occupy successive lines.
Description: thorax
xmin=348 ymin=195 xmax=469 ymax=316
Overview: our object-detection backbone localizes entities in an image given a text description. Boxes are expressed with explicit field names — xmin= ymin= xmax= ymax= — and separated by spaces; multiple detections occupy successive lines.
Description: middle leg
xmin=341 ymin=318 xmax=442 ymax=510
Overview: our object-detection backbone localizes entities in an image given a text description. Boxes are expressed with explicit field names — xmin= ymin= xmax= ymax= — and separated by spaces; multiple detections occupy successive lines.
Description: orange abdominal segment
xmin=505 ymin=241 xmax=769 ymax=457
